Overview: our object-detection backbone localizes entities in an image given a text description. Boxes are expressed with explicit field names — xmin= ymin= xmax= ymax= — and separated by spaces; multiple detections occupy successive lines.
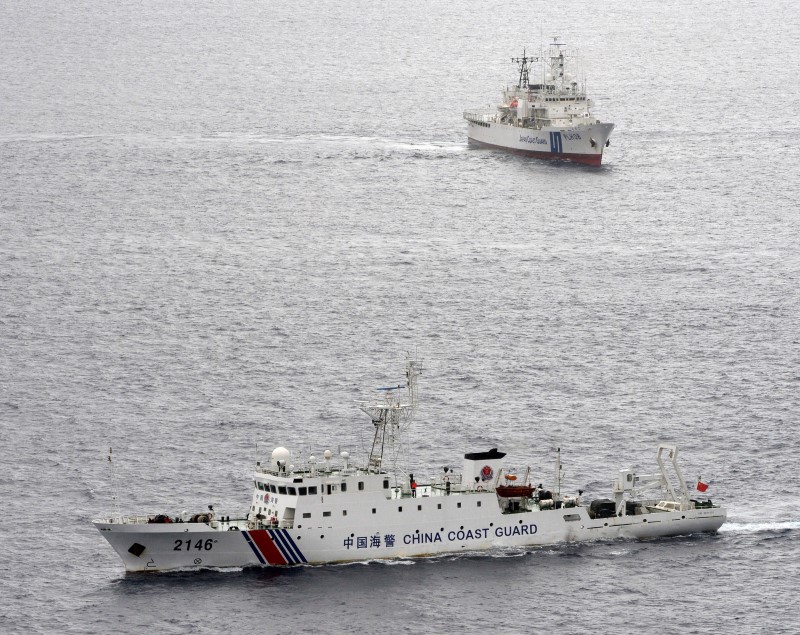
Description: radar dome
xmin=324 ymin=449 xmax=332 ymax=460
xmin=271 ymin=447 xmax=290 ymax=466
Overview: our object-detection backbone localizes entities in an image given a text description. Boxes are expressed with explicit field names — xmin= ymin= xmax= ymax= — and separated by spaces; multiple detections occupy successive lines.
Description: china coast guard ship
xmin=95 ymin=360 xmax=725 ymax=572
xmin=464 ymin=38 xmax=614 ymax=165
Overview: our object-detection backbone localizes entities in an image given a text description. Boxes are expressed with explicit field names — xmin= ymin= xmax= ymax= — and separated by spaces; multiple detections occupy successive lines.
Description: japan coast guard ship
xmin=94 ymin=359 xmax=725 ymax=572
xmin=464 ymin=38 xmax=614 ymax=165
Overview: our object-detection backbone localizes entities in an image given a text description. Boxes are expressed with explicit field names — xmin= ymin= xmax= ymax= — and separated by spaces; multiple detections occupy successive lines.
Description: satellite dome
xmin=271 ymin=447 xmax=290 ymax=466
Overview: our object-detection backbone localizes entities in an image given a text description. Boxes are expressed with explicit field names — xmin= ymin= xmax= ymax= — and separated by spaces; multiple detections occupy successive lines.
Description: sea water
xmin=1 ymin=0 xmax=799 ymax=633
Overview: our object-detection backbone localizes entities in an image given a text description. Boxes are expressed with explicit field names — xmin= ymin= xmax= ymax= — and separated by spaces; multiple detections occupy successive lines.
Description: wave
xmin=719 ymin=520 xmax=800 ymax=534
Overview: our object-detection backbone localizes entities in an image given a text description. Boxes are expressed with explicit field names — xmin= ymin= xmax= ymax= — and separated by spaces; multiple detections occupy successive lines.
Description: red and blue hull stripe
xmin=242 ymin=529 xmax=307 ymax=566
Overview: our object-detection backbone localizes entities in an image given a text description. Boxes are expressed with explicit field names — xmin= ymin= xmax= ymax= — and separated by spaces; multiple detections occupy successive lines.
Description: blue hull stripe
xmin=549 ymin=131 xmax=563 ymax=154
xmin=241 ymin=530 xmax=266 ymax=564
xmin=270 ymin=529 xmax=304 ymax=564
xmin=268 ymin=529 xmax=295 ymax=563
xmin=280 ymin=530 xmax=308 ymax=564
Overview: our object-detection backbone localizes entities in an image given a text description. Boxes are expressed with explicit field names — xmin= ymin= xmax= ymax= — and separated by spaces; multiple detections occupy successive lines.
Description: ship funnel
xmin=462 ymin=448 xmax=506 ymax=491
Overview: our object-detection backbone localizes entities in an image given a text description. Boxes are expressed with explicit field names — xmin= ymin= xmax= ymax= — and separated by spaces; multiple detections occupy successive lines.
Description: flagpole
xmin=108 ymin=448 xmax=122 ymax=521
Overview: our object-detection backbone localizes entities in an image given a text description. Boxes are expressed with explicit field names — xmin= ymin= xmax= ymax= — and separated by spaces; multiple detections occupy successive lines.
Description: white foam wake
xmin=719 ymin=520 xmax=800 ymax=533
xmin=259 ymin=133 xmax=465 ymax=154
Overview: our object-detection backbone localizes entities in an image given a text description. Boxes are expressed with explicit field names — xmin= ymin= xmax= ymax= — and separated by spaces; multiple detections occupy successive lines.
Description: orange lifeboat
xmin=495 ymin=484 xmax=534 ymax=497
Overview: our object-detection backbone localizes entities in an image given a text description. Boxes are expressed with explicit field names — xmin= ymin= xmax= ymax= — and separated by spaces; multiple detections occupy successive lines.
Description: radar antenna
xmin=511 ymin=49 xmax=538 ymax=89
xmin=359 ymin=359 xmax=422 ymax=474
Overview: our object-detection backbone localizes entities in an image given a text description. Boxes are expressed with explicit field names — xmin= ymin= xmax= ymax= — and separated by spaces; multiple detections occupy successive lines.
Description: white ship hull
xmin=95 ymin=495 xmax=724 ymax=572
xmin=467 ymin=120 xmax=614 ymax=166
xmin=95 ymin=361 xmax=725 ymax=573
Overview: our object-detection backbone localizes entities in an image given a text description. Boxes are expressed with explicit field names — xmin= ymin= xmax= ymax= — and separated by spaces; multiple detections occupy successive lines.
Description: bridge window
xmin=298 ymin=487 xmax=307 ymax=496
xmin=341 ymin=482 xmax=347 ymax=492
xmin=269 ymin=484 xmax=277 ymax=493
xmin=287 ymin=487 xmax=296 ymax=495
xmin=308 ymin=486 xmax=318 ymax=495
xmin=358 ymin=481 xmax=365 ymax=491
xmin=278 ymin=486 xmax=287 ymax=495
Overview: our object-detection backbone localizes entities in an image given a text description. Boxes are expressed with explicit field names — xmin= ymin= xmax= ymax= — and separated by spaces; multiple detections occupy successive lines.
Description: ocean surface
xmin=2 ymin=0 xmax=800 ymax=632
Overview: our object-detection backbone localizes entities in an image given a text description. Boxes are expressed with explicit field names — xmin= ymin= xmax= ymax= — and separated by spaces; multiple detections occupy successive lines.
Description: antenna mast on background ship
xmin=359 ymin=359 xmax=422 ymax=476
xmin=511 ymin=49 xmax=537 ymax=89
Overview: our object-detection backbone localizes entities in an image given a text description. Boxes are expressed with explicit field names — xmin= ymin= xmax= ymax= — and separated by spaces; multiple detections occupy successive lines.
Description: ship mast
xmin=546 ymin=37 xmax=568 ymax=91
xmin=511 ymin=49 xmax=538 ymax=89
xmin=359 ymin=359 xmax=421 ymax=475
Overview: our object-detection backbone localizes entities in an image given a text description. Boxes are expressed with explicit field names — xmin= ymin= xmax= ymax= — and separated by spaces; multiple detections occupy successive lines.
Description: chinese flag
xmin=696 ymin=481 xmax=709 ymax=492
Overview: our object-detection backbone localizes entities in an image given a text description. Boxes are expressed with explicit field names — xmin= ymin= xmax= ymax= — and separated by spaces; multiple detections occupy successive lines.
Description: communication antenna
xmin=554 ymin=447 xmax=563 ymax=503
xmin=107 ymin=448 xmax=122 ymax=521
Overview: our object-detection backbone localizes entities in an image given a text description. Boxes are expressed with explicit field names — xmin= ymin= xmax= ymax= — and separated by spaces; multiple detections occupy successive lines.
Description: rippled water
xmin=2 ymin=0 xmax=799 ymax=633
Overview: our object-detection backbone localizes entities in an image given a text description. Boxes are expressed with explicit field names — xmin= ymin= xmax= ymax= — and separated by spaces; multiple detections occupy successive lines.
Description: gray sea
xmin=2 ymin=0 xmax=799 ymax=633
